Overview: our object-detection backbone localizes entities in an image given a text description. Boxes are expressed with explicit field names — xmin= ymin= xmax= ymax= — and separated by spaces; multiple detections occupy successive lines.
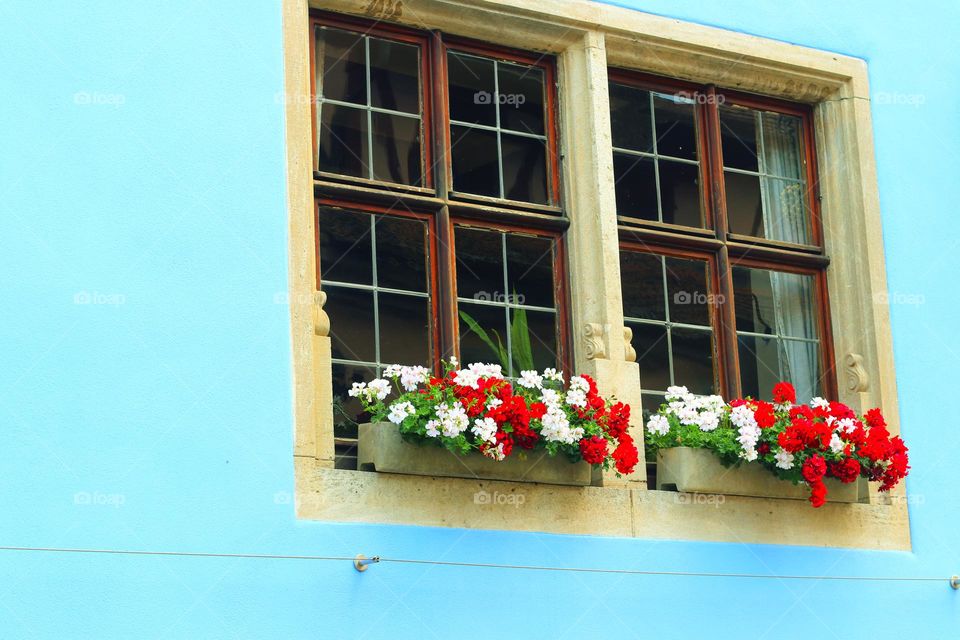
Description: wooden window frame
xmin=310 ymin=9 xmax=572 ymax=378
xmin=613 ymin=68 xmax=837 ymax=401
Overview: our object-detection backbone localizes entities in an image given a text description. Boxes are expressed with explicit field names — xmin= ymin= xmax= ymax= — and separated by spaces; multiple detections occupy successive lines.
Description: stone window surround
xmin=284 ymin=0 xmax=909 ymax=550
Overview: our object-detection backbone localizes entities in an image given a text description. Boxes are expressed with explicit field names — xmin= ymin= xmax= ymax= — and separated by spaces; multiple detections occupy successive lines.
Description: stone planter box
xmin=656 ymin=447 xmax=868 ymax=503
xmin=357 ymin=422 xmax=592 ymax=486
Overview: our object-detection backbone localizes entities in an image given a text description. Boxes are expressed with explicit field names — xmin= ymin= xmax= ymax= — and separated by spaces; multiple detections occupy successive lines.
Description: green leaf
xmin=510 ymin=305 xmax=535 ymax=372
xmin=459 ymin=309 xmax=509 ymax=368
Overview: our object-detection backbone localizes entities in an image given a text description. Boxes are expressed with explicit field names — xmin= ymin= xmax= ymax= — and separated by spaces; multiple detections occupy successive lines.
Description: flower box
xmin=656 ymin=447 xmax=868 ymax=503
xmin=358 ymin=422 xmax=593 ymax=486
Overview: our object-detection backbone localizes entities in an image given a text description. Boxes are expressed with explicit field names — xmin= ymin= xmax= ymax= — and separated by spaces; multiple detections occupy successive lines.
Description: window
xmin=612 ymin=71 xmax=835 ymax=411
xmin=310 ymin=13 xmax=567 ymax=469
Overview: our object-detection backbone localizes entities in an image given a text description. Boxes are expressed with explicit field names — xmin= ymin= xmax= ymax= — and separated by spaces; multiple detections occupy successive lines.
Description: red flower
xmin=789 ymin=405 xmax=814 ymax=421
xmin=801 ymin=454 xmax=827 ymax=483
xmin=828 ymin=458 xmax=860 ymax=483
xmin=579 ymin=436 xmax=608 ymax=465
xmin=864 ymin=408 xmax=886 ymax=429
xmin=757 ymin=442 xmax=771 ymax=455
xmin=605 ymin=402 xmax=631 ymax=439
xmin=612 ymin=434 xmax=639 ymax=474
xmin=772 ymin=382 xmax=796 ymax=404
xmin=808 ymin=479 xmax=828 ymax=508
xmin=754 ymin=401 xmax=777 ymax=429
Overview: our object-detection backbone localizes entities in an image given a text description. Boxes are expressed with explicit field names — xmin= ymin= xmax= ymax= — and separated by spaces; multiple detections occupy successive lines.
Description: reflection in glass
xmin=630 ymin=322 xmax=670 ymax=391
xmin=506 ymin=234 xmax=554 ymax=308
xmin=450 ymin=125 xmax=499 ymax=197
xmin=653 ymin=93 xmax=698 ymax=160
xmin=318 ymin=27 xmax=366 ymax=105
xmin=671 ymin=328 xmax=714 ymax=395
xmin=379 ymin=292 xmax=431 ymax=366
xmin=620 ymin=252 xmax=665 ymax=321
xmin=369 ymin=38 xmax=420 ymax=114
xmin=609 ymin=82 xmax=653 ymax=153
xmin=319 ymin=104 xmax=368 ymax=178
xmin=501 ymin=134 xmax=547 ymax=203
xmin=613 ymin=154 xmax=657 ymax=220
xmin=319 ymin=208 xmax=372 ymax=285
xmin=448 ymin=52 xmax=496 ymax=126
xmin=371 ymin=112 xmax=421 ymax=185
xmin=658 ymin=160 xmax=702 ymax=227
xmin=374 ymin=216 xmax=427 ymax=292
xmin=327 ymin=286 xmax=376 ymax=362
xmin=497 ymin=63 xmax=545 ymax=134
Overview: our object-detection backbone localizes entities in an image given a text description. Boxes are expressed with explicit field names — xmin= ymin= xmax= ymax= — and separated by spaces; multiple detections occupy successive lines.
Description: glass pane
xmin=761 ymin=111 xmax=803 ymax=180
xmin=630 ymin=322 xmax=670 ymax=391
xmin=497 ymin=63 xmax=545 ymax=135
xmin=738 ymin=334 xmax=780 ymax=400
xmin=331 ymin=362 xmax=376 ymax=438
xmin=665 ymin=257 xmax=710 ymax=327
xmin=371 ymin=112 xmax=421 ymax=185
xmin=374 ymin=216 xmax=427 ymax=292
xmin=379 ymin=292 xmax=431 ymax=366
xmin=318 ymin=27 xmax=366 ymax=105
xmin=455 ymin=227 xmax=503 ymax=302
xmin=319 ymin=208 xmax=371 ymax=285
xmin=763 ymin=177 xmax=811 ymax=245
xmin=501 ymin=133 xmax=547 ymax=203
xmin=613 ymin=153 xmax=657 ymax=220
xmin=458 ymin=301 xmax=508 ymax=367
xmin=732 ymin=266 xmax=775 ymax=335
xmin=506 ymin=234 xmax=554 ymax=308
xmin=724 ymin=170 xmax=763 ymax=237
xmin=780 ymin=339 xmax=821 ymax=403
xmin=641 ymin=393 xmax=665 ymax=419
xmin=653 ymin=93 xmax=697 ymax=160
xmin=327 ymin=286 xmax=376 ymax=362
xmin=319 ymin=104 xmax=369 ymax=178
xmin=368 ymin=38 xmax=420 ymax=114
xmin=658 ymin=160 xmax=702 ymax=227
xmin=450 ymin=125 xmax=499 ymax=197
xmin=671 ymin=327 xmax=714 ymax=394
xmin=771 ymin=270 xmax=817 ymax=339
xmin=520 ymin=309 xmax=558 ymax=371
xmin=609 ymin=83 xmax=652 ymax=153
xmin=448 ymin=52 xmax=496 ymax=126
xmin=620 ymin=251 xmax=665 ymax=321
xmin=719 ymin=104 xmax=758 ymax=171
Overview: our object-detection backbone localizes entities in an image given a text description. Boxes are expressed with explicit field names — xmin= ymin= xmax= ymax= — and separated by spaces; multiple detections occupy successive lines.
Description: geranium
xmin=772 ymin=381 xmax=796 ymax=405
xmin=352 ymin=361 xmax=639 ymax=475
xmin=644 ymin=382 xmax=910 ymax=508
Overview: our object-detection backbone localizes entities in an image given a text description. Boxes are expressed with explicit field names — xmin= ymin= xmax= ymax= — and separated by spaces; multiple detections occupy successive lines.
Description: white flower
xmin=425 ymin=419 xmax=441 ymax=438
xmin=367 ymin=378 xmax=391 ymax=401
xmin=731 ymin=405 xmax=760 ymax=459
xmin=810 ymin=396 xmax=830 ymax=410
xmin=540 ymin=389 xmax=561 ymax=407
xmin=665 ymin=385 xmax=690 ymax=401
xmin=569 ymin=375 xmax=590 ymax=393
xmin=486 ymin=397 xmax=503 ymax=411
xmin=399 ymin=365 xmax=430 ymax=392
xmin=451 ymin=369 xmax=480 ymax=389
xmin=836 ymin=417 xmax=856 ymax=434
xmin=347 ymin=382 xmax=367 ymax=398
xmin=540 ymin=406 xmax=582 ymax=444
xmin=646 ymin=414 xmax=670 ymax=436
xmin=543 ymin=368 xmax=563 ymax=382
xmin=481 ymin=442 xmax=507 ymax=461
xmin=467 ymin=362 xmax=502 ymax=378
xmin=829 ymin=433 xmax=845 ymax=453
xmin=387 ymin=401 xmax=415 ymax=425
xmin=471 ymin=417 xmax=498 ymax=444
xmin=383 ymin=364 xmax=403 ymax=378
xmin=677 ymin=404 xmax=700 ymax=426
xmin=434 ymin=402 xmax=469 ymax=437
xmin=696 ymin=411 xmax=720 ymax=432
xmin=517 ymin=370 xmax=544 ymax=389
xmin=774 ymin=449 xmax=795 ymax=470
xmin=448 ymin=356 xmax=459 ymax=366
xmin=566 ymin=389 xmax=587 ymax=408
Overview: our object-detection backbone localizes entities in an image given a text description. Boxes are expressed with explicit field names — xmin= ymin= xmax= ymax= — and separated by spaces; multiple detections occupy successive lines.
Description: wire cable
xmin=1 ymin=545 xmax=955 ymax=585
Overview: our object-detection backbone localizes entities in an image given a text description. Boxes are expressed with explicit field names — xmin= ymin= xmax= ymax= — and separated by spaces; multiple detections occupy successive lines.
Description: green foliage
xmin=459 ymin=300 xmax=535 ymax=373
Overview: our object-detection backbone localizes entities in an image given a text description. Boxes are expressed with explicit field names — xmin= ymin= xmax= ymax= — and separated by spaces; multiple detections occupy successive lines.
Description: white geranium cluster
xmin=730 ymin=404 xmax=761 ymax=461
xmin=451 ymin=362 xmax=503 ymax=389
xmin=774 ymin=449 xmax=794 ymax=470
xmin=347 ymin=378 xmax=391 ymax=403
xmin=387 ymin=401 xmax=415 ymax=425
xmin=566 ymin=375 xmax=590 ymax=408
xmin=425 ymin=401 xmax=469 ymax=438
xmin=517 ymin=370 xmax=544 ymax=389
xmin=655 ymin=386 xmax=725 ymax=433
xmin=538 ymin=388 xmax=584 ymax=444
xmin=646 ymin=414 xmax=670 ymax=436
xmin=470 ymin=416 xmax=498 ymax=444
xmin=384 ymin=364 xmax=431 ymax=392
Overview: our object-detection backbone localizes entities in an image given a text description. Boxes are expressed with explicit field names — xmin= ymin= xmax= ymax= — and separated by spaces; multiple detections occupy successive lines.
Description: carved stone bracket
xmin=313 ymin=290 xmax=330 ymax=337
xmin=844 ymin=353 xmax=869 ymax=392
xmin=583 ymin=323 xmax=607 ymax=360
xmin=623 ymin=326 xmax=636 ymax=362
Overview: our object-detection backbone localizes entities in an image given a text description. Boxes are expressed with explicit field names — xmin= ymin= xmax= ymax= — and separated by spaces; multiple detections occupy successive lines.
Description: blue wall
xmin=1 ymin=1 xmax=957 ymax=637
